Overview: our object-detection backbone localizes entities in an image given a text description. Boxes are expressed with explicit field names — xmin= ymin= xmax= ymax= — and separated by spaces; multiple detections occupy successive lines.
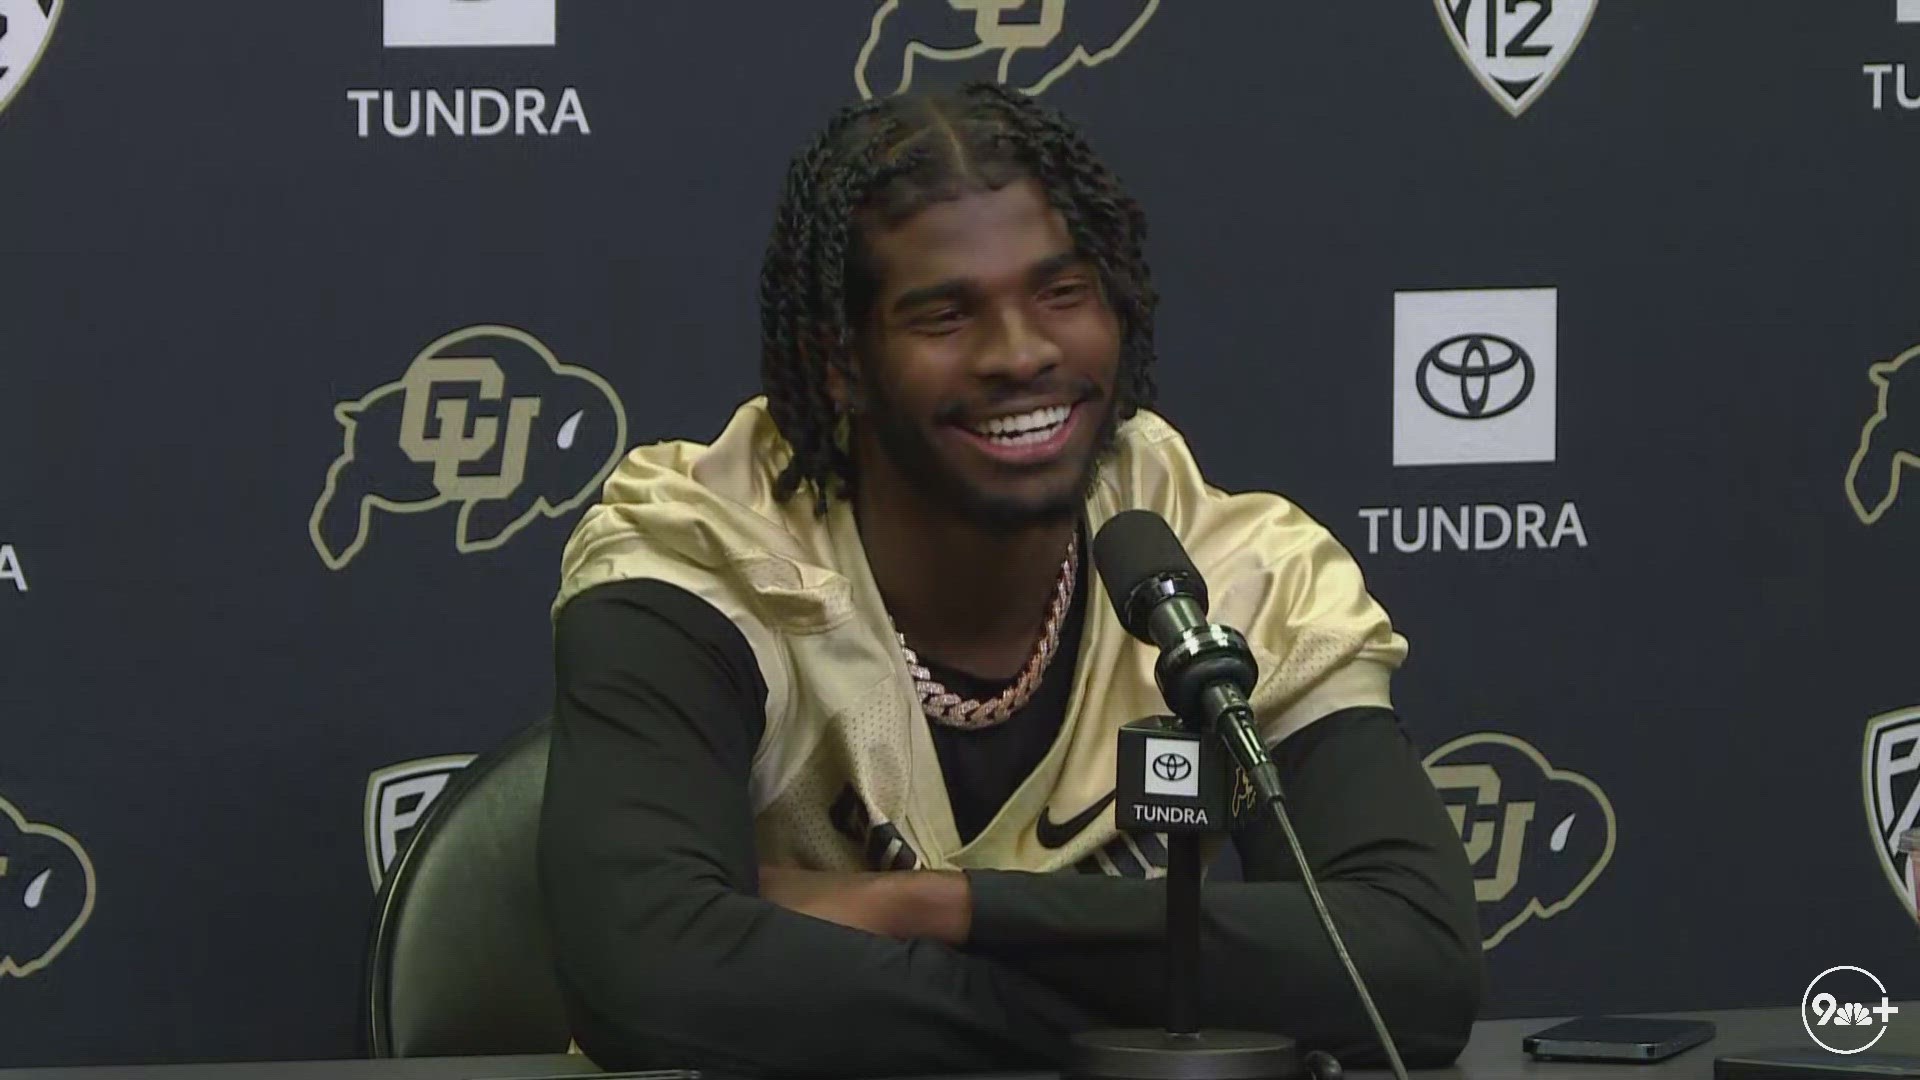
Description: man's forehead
xmin=868 ymin=183 xmax=1077 ymax=288
xmin=896 ymin=181 xmax=1056 ymax=239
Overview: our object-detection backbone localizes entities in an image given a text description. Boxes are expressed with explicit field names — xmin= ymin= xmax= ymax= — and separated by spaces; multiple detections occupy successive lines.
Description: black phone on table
xmin=1714 ymin=1047 xmax=1920 ymax=1080
xmin=1523 ymin=1016 xmax=1718 ymax=1063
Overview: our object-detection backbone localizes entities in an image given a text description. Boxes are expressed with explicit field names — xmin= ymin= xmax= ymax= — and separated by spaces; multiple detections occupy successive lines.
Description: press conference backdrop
xmin=2 ymin=0 xmax=1918 ymax=1067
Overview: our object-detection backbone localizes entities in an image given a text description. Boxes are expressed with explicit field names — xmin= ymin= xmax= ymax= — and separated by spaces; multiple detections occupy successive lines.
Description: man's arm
xmin=540 ymin=579 xmax=1102 ymax=1077
xmin=948 ymin=707 xmax=1484 ymax=1066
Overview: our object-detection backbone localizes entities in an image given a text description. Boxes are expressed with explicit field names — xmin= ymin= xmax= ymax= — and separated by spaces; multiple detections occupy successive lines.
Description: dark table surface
xmin=1 ymin=1005 xmax=1906 ymax=1080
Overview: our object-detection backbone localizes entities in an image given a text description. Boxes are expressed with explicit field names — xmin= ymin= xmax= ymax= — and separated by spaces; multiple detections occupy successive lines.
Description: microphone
xmin=1091 ymin=508 xmax=1410 ymax=1080
xmin=1093 ymin=509 xmax=1284 ymax=806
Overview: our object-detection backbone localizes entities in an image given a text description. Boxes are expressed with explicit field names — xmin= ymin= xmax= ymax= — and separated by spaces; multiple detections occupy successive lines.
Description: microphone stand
xmin=1068 ymin=720 xmax=1313 ymax=1080
xmin=1081 ymin=513 xmax=1398 ymax=1080
xmin=1166 ymin=830 xmax=1201 ymax=1040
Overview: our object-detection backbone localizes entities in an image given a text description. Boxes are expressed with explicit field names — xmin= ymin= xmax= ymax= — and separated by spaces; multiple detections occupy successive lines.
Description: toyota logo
xmin=1416 ymin=333 xmax=1535 ymax=419
xmin=1152 ymin=752 xmax=1194 ymax=783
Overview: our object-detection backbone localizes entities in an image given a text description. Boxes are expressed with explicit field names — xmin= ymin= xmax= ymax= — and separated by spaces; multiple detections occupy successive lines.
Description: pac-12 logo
xmin=0 ymin=793 xmax=96 ymax=978
xmin=365 ymin=756 xmax=475 ymax=890
xmin=1423 ymin=732 xmax=1616 ymax=949
xmin=309 ymin=325 xmax=627 ymax=570
xmin=0 ymin=0 xmax=63 ymax=121
xmin=1863 ymin=707 xmax=1920 ymax=912
xmin=856 ymin=0 xmax=1158 ymax=99
xmin=1434 ymin=0 xmax=1597 ymax=117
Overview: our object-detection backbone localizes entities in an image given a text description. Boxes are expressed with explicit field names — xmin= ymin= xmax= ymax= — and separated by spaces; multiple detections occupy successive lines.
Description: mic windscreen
xmin=1092 ymin=509 xmax=1207 ymax=636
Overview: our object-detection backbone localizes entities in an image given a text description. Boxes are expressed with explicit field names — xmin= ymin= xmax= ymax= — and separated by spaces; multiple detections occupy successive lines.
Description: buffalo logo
xmin=1845 ymin=343 xmax=1920 ymax=526
xmin=856 ymin=0 xmax=1157 ymax=99
xmin=310 ymin=325 xmax=627 ymax=570
xmin=1434 ymin=0 xmax=1597 ymax=117
xmin=1418 ymin=333 xmax=1536 ymax=420
xmin=1862 ymin=707 xmax=1920 ymax=912
xmin=365 ymin=755 xmax=475 ymax=890
xmin=0 ymin=0 xmax=63 ymax=121
xmin=1423 ymin=732 xmax=1615 ymax=949
xmin=0 ymin=793 xmax=95 ymax=978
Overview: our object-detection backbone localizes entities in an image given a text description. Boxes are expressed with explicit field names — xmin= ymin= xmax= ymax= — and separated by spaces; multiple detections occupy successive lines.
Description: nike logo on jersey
xmin=1035 ymin=791 xmax=1117 ymax=849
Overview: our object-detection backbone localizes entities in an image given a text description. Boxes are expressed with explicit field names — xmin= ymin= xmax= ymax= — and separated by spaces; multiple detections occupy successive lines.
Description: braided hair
xmin=759 ymin=82 xmax=1159 ymax=516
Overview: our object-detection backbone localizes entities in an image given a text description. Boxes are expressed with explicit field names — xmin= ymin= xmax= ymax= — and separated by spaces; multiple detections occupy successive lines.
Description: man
xmin=540 ymin=84 xmax=1482 ymax=1077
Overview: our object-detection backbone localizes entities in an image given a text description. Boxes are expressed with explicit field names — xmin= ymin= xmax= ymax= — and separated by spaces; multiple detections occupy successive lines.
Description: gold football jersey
xmin=554 ymin=397 xmax=1405 ymax=877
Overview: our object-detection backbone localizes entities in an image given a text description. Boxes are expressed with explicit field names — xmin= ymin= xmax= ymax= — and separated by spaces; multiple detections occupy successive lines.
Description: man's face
xmin=845 ymin=178 xmax=1123 ymax=534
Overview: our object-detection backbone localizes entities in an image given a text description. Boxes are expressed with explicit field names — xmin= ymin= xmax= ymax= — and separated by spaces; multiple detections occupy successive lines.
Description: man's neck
xmin=853 ymin=489 xmax=1079 ymax=683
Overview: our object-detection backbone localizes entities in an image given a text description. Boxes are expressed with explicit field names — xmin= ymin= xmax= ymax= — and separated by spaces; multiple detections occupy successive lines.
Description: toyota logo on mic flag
xmin=1152 ymin=753 xmax=1193 ymax=783
xmin=1143 ymin=737 xmax=1201 ymax=798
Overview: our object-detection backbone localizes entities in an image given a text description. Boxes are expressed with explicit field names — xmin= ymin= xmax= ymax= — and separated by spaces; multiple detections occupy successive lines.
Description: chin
xmin=949 ymin=467 xmax=1099 ymax=535
xmin=963 ymin=495 xmax=1081 ymax=535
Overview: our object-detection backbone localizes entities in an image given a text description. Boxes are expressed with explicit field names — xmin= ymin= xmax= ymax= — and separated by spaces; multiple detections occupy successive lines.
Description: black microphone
xmin=1093 ymin=509 xmax=1285 ymax=806
xmin=1092 ymin=508 xmax=1411 ymax=1080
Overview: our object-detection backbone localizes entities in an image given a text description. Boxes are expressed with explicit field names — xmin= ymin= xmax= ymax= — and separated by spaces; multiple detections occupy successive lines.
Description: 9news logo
xmin=1803 ymin=966 xmax=1899 ymax=1054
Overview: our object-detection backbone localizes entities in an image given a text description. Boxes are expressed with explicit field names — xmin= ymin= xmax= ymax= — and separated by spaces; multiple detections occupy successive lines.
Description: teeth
xmin=989 ymin=427 xmax=1056 ymax=446
xmin=965 ymin=404 xmax=1071 ymax=437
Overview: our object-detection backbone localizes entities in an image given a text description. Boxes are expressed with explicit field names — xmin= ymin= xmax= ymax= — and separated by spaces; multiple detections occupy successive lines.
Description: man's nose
xmin=972 ymin=308 xmax=1063 ymax=384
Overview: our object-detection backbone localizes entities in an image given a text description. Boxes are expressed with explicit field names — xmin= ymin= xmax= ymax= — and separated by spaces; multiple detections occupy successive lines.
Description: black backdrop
xmin=4 ymin=0 xmax=1920 ymax=1067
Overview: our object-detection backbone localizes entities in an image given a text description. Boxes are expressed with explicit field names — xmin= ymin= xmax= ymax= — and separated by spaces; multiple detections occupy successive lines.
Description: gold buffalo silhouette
xmin=1846 ymin=344 xmax=1920 ymax=526
xmin=856 ymin=0 xmax=1157 ymax=99
xmin=309 ymin=326 xmax=627 ymax=570
xmin=1424 ymin=732 xmax=1616 ymax=950
xmin=0 ymin=793 xmax=95 ymax=979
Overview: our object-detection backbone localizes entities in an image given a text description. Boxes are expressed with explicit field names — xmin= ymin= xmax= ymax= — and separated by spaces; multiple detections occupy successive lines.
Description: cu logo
xmin=1417 ymin=333 xmax=1536 ymax=419
xmin=1152 ymin=752 xmax=1194 ymax=783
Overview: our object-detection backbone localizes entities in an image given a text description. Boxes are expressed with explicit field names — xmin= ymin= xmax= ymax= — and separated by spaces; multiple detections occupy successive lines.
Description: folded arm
xmin=957 ymin=706 xmax=1486 ymax=1066
xmin=540 ymin=579 xmax=1102 ymax=1078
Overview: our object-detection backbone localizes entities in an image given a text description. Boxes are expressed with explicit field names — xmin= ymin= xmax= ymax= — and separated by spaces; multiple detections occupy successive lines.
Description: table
xmin=0 ymin=1005 xmax=1901 ymax=1080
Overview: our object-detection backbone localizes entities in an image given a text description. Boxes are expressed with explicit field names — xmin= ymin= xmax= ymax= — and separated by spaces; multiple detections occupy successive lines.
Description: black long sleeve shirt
xmin=538 ymin=579 xmax=1484 ymax=1078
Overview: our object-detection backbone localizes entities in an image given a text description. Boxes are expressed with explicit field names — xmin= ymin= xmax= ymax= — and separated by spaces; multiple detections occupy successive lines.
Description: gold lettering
xmin=1430 ymin=762 xmax=1535 ymax=901
xmin=1479 ymin=802 xmax=1535 ymax=901
xmin=952 ymin=0 xmax=1065 ymax=49
xmin=1231 ymin=768 xmax=1258 ymax=818
xmin=396 ymin=356 xmax=542 ymax=501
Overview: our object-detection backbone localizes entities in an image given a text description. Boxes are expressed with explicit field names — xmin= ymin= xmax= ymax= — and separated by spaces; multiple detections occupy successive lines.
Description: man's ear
xmin=825 ymin=358 xmax=852 ymax=413
xmin=825 ymin=339 xmax=866 ymax=415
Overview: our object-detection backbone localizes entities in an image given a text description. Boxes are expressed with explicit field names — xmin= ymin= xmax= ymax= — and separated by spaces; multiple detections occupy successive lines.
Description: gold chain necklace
xmin=895 ymin=532 xmax=1078 ymax=731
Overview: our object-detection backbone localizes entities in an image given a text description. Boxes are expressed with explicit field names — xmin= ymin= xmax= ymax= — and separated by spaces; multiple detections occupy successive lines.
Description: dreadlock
xmin=759 ymin=82 xmax=1159 ymax=516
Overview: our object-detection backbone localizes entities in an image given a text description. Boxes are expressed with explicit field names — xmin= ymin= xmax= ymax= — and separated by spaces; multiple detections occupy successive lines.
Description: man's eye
xmin=1041 ymin=281 xmax=1092 ymax=305
xmin=914 ymin=309 xmax=966 ymax=332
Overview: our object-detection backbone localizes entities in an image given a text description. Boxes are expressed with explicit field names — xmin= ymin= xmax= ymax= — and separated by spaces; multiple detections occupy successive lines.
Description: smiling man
xmin=540 ymin=84 xmax=1482 ymax=1077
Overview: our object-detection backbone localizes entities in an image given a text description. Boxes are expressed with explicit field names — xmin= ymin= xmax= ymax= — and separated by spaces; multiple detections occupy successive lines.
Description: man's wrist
xmin=888 ymin=870 xmax=971 ymax=946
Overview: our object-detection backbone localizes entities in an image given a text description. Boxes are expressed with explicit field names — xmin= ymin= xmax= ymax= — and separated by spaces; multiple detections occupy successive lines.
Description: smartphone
xmin=1715 ymin=1048 xmax=1920 ymax=1080
xmin=1523 ymin=1016 xmax=1717 ymax=1063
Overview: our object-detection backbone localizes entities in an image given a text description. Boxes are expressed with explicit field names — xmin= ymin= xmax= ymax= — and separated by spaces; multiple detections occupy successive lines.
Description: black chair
xmin=365 ymin=716 xmax=572 ymax=1056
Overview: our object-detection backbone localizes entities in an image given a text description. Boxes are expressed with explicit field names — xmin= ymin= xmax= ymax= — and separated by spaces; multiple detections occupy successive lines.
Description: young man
xmin=540 ymin=84 xmax=1482 ymax=1076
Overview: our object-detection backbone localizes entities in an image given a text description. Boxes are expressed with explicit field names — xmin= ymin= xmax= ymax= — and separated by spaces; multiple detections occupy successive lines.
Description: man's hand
xmin=758 ymin=867 xmax=971 ymax=946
